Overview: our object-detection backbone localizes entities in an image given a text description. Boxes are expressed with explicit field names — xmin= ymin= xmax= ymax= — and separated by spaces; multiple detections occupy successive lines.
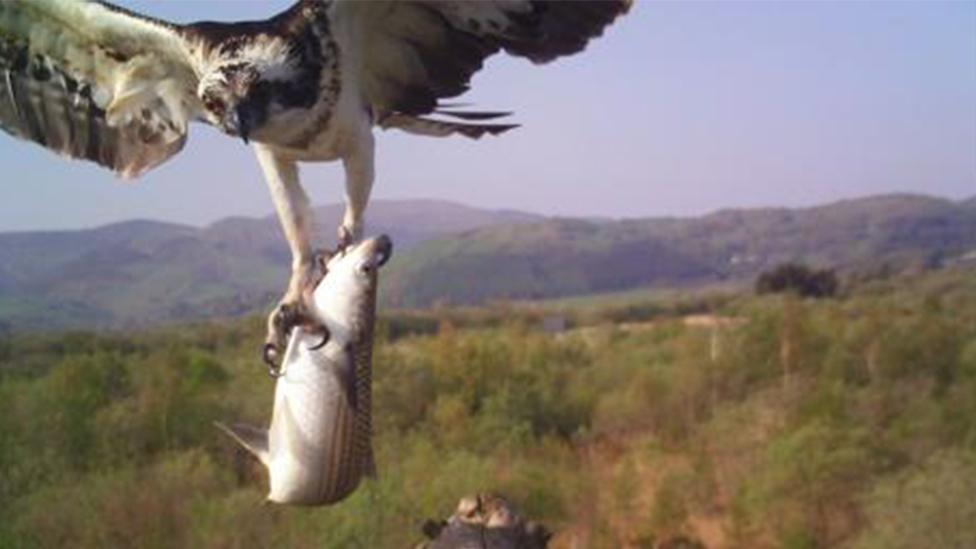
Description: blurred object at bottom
xmin=418 ymin=493 xmax=551 ymax=549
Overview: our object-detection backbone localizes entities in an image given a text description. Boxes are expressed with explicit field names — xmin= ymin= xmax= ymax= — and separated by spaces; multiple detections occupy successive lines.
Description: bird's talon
xmin=336 ymin=225 xmax=354 ymax=251
xmin=309 ymin=249 xmax=334 ymax=288
xmin=307 ymin=331 xmax=329 ymax=351
xmin=263 ymin=343 xmax=283 ymax=378
xmin=273 ymin=303 xmax=301 ymax=331
xmin=313 ymin=249 xmax=331 ymax=269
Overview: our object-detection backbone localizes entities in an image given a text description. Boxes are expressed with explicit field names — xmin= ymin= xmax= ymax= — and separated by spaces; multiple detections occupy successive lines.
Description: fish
xmin=217 ymin=234 xmax=392 ymax=505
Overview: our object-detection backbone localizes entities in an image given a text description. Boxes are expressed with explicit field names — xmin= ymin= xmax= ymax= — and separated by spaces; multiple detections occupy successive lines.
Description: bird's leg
xmin=253 ymin=144 xmax=318 ymax=369
xmin=337 ymin=129 xmax=375 ymax=250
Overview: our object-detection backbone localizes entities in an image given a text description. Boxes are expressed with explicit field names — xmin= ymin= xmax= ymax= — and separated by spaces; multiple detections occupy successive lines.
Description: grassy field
xmin=1 ymin=267 xmax=974 ymax=548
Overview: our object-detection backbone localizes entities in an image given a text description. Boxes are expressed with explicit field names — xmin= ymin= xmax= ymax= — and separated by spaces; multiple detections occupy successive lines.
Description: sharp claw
xmin=308 ymin=249 xmax=333 ymax=290
xmin=337 ymin=225 xmax=354 ymax=251
xmin=266 ymin=258 xmax=333 ymax=376
xmin=314 ymin=250 xmax=331 ymax=271
xmin=307 ymin=331 xmax=329 ymax=351
xmin=274 ymin=303 xmax=300 ymax=331
xmin=263 ymin=343 xmax=283 ymax=378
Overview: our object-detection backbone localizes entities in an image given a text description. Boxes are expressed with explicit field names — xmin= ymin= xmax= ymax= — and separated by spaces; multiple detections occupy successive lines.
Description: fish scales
xmin=217 ymin=235 xmax=391 ymax=506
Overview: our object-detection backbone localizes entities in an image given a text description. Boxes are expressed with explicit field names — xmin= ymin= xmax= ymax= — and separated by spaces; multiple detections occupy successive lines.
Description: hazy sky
xmin=0 ymin=1 xmax=973 ymax=232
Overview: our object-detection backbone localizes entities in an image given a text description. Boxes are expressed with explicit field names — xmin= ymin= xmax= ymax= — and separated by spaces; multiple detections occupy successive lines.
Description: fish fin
xmin=214 ymin=421 xmax=270 ymax=466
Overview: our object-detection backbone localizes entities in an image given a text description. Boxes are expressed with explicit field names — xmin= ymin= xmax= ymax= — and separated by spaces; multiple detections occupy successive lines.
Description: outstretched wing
xmin=0 ymin=0 xmax=203 ymax=178
xmin=329 ymin=0 xmax=631 ymax=134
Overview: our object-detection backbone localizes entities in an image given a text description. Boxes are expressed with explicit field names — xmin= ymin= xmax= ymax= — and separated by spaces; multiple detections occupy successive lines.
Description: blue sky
xmin=0 ymin=1 xmax=973 ymax=231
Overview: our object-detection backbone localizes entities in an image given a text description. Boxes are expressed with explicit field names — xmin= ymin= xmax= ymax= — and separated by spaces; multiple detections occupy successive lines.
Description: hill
xmin=1 ymin=194 xmax=973 ymax=329
xmin=383 ymin=194 xmax=976 ymax=307
xmin=0 ymin=200 xmax=541 ymax=330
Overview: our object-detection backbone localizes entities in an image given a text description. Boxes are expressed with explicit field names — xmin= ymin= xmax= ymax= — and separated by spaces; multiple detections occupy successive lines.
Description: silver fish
xmin=217 ymin=235 xmax=392 ymax=505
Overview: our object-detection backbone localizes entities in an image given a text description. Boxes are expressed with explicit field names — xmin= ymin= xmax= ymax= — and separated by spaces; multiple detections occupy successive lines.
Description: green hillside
xmin=1 ymin=194 xmax=973 ymax=329
xmin=1 ymin=267 xmax=974 ymax=547
xmin=0 ymin=200 xmax=541 ymax=331
xmin=383 ymin=194 xmax=976 ymax=307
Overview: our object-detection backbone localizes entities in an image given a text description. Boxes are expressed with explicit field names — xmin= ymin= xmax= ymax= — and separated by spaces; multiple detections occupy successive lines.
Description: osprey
xmin=0 ymin=0 xmax=631 ymax=364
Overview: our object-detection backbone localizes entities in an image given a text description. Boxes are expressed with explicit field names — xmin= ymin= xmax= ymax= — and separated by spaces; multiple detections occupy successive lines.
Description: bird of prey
xmin=0 ymin=0 xmax=631 ymax=364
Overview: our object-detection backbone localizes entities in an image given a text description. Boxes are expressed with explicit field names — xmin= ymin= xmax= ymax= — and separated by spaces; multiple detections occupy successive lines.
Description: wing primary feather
xmin=57 ymin=74 xmax=77 ymax=148
xmin=346 ymin=0 xmax=630 ymax=123
xmin=379 ymin=113 xmax=519 ymax=139
xmin=434 ymin=109 xmax=513 ymax=121
xmin=12 ymin=72 xmax=46 ymax=146
xmin=3 ymin=69 xmax=22 ymax=122
xmin=0 ymin=1 xmax=198 ymax=178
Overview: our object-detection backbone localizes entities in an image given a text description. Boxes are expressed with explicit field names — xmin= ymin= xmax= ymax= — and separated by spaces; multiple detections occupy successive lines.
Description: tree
xmin=756 ymin=263 xmax=838 ymax=298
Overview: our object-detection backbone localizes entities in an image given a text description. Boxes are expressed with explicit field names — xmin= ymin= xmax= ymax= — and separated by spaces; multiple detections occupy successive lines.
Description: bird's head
xmin=199 ymin=62 xmax=264 ymax=142
xmin=198 ymin=38 xmax=308 ymax=144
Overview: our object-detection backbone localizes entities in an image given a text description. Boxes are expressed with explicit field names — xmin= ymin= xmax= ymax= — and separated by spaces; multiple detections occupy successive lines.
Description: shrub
xmin=852 ymin=450 xmax=976 ymax=549
xmin=756 ymin=263 xmax=838 ymax=298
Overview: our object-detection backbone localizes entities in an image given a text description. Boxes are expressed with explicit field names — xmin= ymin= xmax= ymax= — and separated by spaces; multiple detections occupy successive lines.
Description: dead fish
xmin=217 ymin=234 xmax=392 ymax=505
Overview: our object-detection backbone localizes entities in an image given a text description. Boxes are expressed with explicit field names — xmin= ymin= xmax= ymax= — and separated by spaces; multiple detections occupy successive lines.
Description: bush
xmin=756 ymin=263 xmax=838 ymax=298
xmin=1 ymin=268 xmax=974 ymax=547
xmin=853 ymin=450 xmax=976 ymax=549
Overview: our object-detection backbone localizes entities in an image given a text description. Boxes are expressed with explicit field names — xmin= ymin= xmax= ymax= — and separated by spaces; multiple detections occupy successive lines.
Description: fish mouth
xmin=349 ymin=234 xmax=392 ymax=269
xmin=317 ymin=234 xmax=394 ymax=280
xmin=370 ymin=234 xmax=393 ymax=268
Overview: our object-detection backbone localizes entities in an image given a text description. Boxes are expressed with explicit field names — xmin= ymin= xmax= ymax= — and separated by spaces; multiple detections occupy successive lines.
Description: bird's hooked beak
xmin=233 ymin=108 xmax=251 ymax=145
xmin=220 ymin=109 xmax=247 ymax=144
xmin=224 ymin=104 xmax=261 ymax=145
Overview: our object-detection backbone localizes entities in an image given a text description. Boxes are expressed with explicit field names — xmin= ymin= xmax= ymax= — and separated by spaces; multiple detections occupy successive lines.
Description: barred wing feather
xmin=329 ymin=0 xmax=631 ymax=130
xmin=0 ymin=0 xmax=202 ymax=178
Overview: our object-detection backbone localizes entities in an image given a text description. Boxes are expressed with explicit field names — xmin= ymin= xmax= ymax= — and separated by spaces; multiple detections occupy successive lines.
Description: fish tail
xmin=214 ymin=421 xmax=270 ymax=467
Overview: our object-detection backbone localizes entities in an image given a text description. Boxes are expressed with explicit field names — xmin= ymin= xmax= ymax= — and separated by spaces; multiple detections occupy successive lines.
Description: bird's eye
xmin=203 ymin=94 xmax=225 ymax=116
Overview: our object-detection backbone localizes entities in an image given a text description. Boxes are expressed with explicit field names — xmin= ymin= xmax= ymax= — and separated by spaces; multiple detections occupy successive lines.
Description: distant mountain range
xmin=0 ymin=200 xmax=540 ymax=331
xmin=383 ymin=194 xmax=976 ymax=307
xmin=0 ymin=194 xmax=973 ymax=330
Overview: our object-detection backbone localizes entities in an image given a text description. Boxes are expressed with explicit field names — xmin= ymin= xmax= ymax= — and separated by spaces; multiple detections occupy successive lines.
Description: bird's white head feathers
xmin=196 ymin=35 xmax=307 ymax=140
